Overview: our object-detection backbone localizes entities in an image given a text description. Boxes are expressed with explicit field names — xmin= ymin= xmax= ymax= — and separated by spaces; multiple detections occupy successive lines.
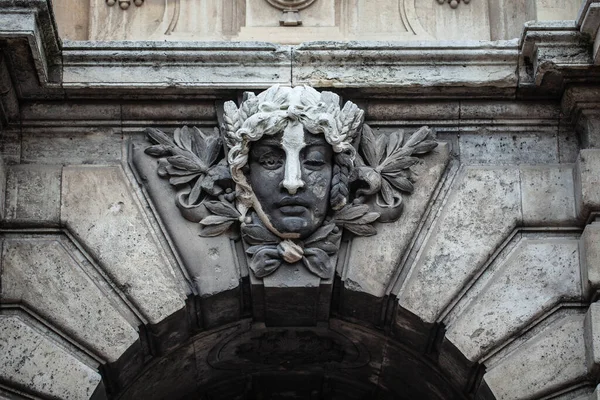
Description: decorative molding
xmin=264 ymin=0 xmax=318 ymax=26
xmin=436 ymin=0 xmax=470 ymax=9
xmin=105 ymin=0 xmax=144 ymax=10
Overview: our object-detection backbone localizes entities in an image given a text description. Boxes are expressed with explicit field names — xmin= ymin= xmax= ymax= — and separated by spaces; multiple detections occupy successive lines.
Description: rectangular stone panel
xmin=459 ymin=130 xmax=559 ymax=165
xmin=4 ymin=164 xmax=62 ymax=226
xmin=520 ymin=165 xmax=577 ymax=226
xmin=21 ymin=129 xmax=122 ymax=164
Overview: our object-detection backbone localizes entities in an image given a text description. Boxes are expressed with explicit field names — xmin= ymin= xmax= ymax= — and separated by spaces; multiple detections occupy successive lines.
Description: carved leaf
xmin=204 ymin=200 xmax=240 ymax=219
xmin=413 ymin=140 xmax=438 ymax=155
xmin=348 ymin=212 xmax=380 ymax=225
xmin=146 ymin=127 xmax=175 ymax=147
xmin=360 ymin=124 xmax=379 ymax=167
xmin=166 ymin=165 xmax=200 ymax=176
xmin=404 ymin=126 xmax=431 ymax=148
xmin=145 ymin=144 xmax=172 ymax=157
xmin=169 ymin=173 xmax=202 ymax=185
xmin=343 ymin=223 xmax=377 ymax=236
xmin=312 ymin=241 xmax=338 ymax=254
xmin=198 ymin=221 xmax=234 ymax=237
xmin=302 ymin=248 xmax=332 ymax=279
xmin=242 ymin=224 xmax=279 ymax=245
xmin=378 ymin=179 xmax=403 ymax=208
xmin=386 ymin=129 xmax=405 ymax=157
xmin=193 ymin=126 xmax=222 ymax=167
xmin=200 ymin=215 xmax=235 ymax=226
xmin=382 ymin=173 xmax=414 ymax=193
xmin=245 ymin=245 xmax=262 ymax=255
xmin=188 ymin=178 xmax=204 ymax=205
xmin=167 ymin=155 xmax=205 ymax=172
xmin=333 ymin=204 xmax=370 ymax=222
xmin=249 ymin=247 xmax=282 ymax=278
xmin=379 ymin=156 xmax=420 ymax=175
xmin=304 ymin=223 xmax=336 ymax=245
xmin=174 ymin=126 xmax=194 ymax=153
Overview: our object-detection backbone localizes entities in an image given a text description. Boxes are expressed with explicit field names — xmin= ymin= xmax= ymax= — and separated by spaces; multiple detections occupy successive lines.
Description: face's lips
xmin=276 ymin=197 xmax=311 ymax=208
xmin=276 ymin=197 xmax=311 ymax=216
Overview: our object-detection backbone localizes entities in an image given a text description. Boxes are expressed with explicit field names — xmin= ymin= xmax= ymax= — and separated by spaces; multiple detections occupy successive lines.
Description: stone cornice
xmin=1 ymin=0 xmax=600 ymax=104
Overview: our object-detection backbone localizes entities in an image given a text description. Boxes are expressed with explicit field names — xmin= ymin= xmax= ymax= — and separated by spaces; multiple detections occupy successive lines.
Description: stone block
xmin=21 ymin=129 xmax=122 ymax=164
xmin=582 ymin=222 xmax=600 ymax=295
xmin=4 ymin=165 xmax=62 ymax=226
xmin=484 ymin=314 xmax=587 ymax=400
xmin=292 ymin=41 xmax=518 ymax=93
xmin=459 ymin=130 xmax=559 ymax=165
xmin=61 ymin=165 xmax=185 ymax=324
xmin=558 ymin=124 xmax=580 ymax=163
xmin=536 ymin=0 xmax=581 ymax=21
xmin=520 ymin=165 xmax=577 ymax=226
xmin=585 ymin=302 xmax=600 ymax=376
xmin=130 ymin=139 xmax=241 ymax=299
xmin=62 ymin=41 xmax=291 ymax=90
xmin=1 ymin=238 xmax=139 ymax=363
xmin=446 ymin=238 xmax=581 ymax=362
xmin=344 ymin=142 xmax=449 ymax=299
xmin=399 ymin=166 xmax=522 ymax=323
xmin=0 ymin=315 xmax=102 ymax=399
xmin=575 ymin=149 xmax=600 ymax=218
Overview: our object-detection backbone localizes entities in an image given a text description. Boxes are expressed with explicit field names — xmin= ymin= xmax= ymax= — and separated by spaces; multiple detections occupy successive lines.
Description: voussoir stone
xmin=344 ymin=142 xmax=450 ymax=298
xmin=60 ymin=165 xmax=185 ymax=325
xmin=1 ymin=237 xmax=139 ymax=363
xmin=0 ymin=315 xmax=102 ymax=400
xmin=484 ymin=314 xmax=587 ymax=400
xmin=398 ymin=166 xmax=522 ymax=323
xmin=576 ymin=149 xmax=600 ymax=218
xmin=446 ymin=237 xmax=581 ymax=362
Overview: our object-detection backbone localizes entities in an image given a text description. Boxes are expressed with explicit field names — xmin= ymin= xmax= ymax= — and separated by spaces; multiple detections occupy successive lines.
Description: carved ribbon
xmin=242 ymin=219 xmax=341 ymax=279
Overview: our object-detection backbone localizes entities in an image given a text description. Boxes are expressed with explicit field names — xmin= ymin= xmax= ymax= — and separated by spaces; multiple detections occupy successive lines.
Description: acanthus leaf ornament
xmin=144 ymin=85 xmax=438 ymax=279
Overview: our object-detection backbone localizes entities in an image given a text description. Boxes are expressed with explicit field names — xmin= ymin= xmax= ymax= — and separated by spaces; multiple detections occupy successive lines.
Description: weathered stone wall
xmin=53 ymin=0 xmax=582 ymax=42
xmin=1 ymin=0 xmax=600 ymax=399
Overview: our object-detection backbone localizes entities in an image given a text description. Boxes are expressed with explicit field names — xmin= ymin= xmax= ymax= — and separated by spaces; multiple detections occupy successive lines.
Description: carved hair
xmin=223 ymin=85 xmax=364 ymax=215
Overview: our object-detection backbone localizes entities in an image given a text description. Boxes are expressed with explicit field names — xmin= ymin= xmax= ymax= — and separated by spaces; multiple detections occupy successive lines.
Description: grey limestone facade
xmin=1 ymin=0 xmax=600 ymax=399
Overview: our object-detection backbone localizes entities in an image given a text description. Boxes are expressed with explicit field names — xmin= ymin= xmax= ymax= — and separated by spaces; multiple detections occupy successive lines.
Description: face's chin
xmin=270 ymin=206 xmax=321 ymax=238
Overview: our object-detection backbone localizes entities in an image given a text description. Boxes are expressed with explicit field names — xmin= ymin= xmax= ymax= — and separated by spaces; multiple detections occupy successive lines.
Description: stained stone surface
xmin=130 ymin=139 xmax=241 ymax=298
xmin=4 ymin=165 xmax=62 ymax=226
xmin=458 ymin=130 xmax=559 ymax=165
xmin=60 ymin=165 xmax=186 ymax=324
xmin=484 ymin=314 xmax=587 ymax=400
xmin=0 ymin=315 xmax=102 ymax=400
xmin=343 ymin=142 xmax=450 ymax=298
xmin=399 ymin=166 xmax=522 ymax=323
xmin=520 ymin=165 xmax=577 ymax=226
xmin=585 ymin=302 xmax=600 ymax=375
xmin=21 ymin=129 xmax=123 ymax=165
xmin=576 ymin=149 xmax=600 ymax=218
xmin=446 ymin=238 xmax=581 ymax=362
xmin=1 ymin=238 xmax=139 ymax=362
xmin=583 ymin=222 xmax=600 ymax=297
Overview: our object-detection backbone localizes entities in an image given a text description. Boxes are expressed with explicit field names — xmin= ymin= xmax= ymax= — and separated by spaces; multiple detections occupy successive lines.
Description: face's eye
xmin=303 ymin=149 xmax=328 ymax=170
xmin=257 ymin=151 xmax=284 ymax=170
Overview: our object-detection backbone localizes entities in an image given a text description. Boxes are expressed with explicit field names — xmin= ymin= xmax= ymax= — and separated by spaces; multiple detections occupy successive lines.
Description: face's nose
xmin=281 ymin=122 xmax=306 ymax=195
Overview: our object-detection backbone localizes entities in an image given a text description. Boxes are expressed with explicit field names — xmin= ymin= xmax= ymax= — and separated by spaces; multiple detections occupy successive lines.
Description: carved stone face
xmin=248 ymin=121 xmax=333 ymax=239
